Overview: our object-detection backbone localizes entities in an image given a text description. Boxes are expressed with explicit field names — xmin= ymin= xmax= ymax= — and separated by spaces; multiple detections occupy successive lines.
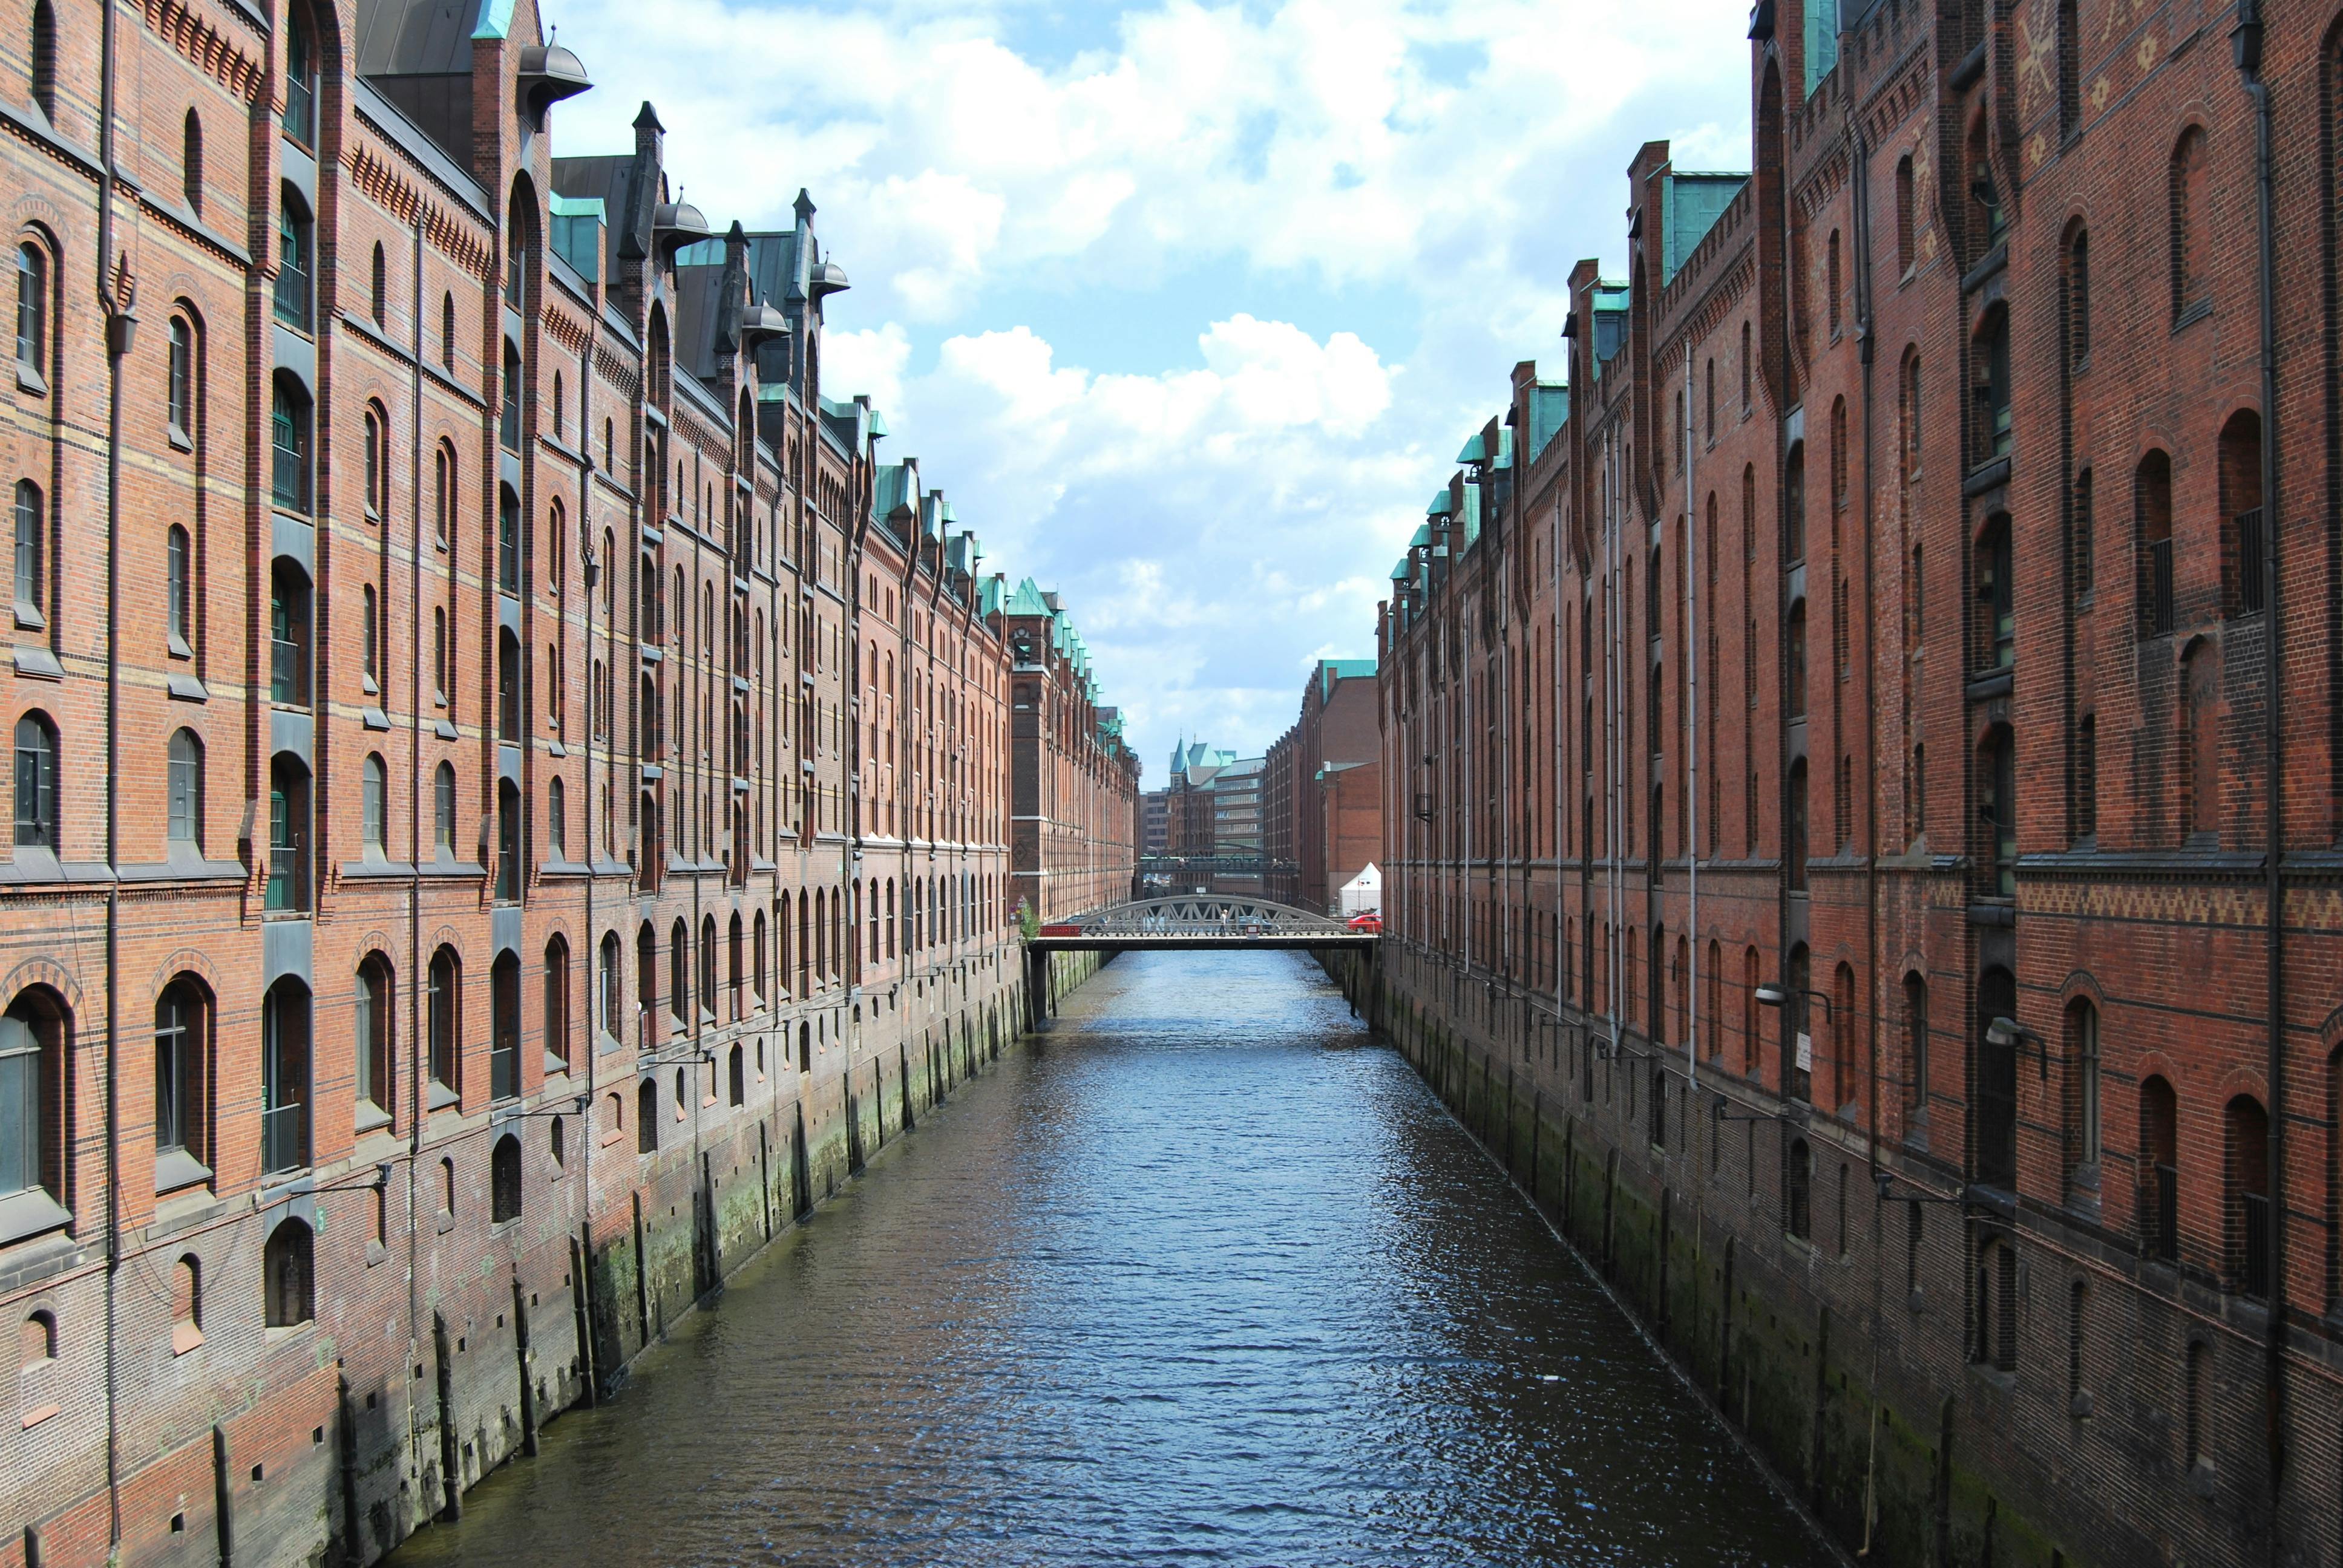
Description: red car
xmin=1346 ymin=911 xmax=1383 ymax=933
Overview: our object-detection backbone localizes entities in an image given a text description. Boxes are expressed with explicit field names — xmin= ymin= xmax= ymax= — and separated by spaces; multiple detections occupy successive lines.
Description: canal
xmin=391 ymin=952 xmax=1836 ymax=1567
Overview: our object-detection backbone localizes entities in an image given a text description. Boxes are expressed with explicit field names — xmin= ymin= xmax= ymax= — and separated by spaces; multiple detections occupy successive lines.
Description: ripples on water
xmin=392 ymin=952 xmax=1835 ymax=1567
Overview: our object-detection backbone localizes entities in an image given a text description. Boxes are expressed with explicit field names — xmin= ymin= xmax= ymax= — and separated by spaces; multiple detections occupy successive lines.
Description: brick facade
xmin=0 ymin=3 xmax=1129 ymax=1562
xmin=1377 ymin=0 xmax=2341 ymax=1562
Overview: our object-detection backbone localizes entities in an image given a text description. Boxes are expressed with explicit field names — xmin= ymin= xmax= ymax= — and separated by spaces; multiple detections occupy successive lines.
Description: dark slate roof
xmin=355 ymin=0 xmax=485 ymax=76
xmin=670 ymin=248 xmax=731 ymax=387
xmin=552 ymin=153 xmax=652 ymax=280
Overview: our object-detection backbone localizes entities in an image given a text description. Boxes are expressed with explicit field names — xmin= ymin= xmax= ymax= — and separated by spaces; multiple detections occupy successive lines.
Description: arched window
xmin=433 ymin=443 xmax=454 ymax=546
xmin=491 ymin=982 xmax=534 ymax=1106
xmin=262 ymin=1220 xmax=313 ymax=1327
xmin=168 ymin=523 xmax=194 ymax=653
xmin=491 ymin=1135 xmax=521 ymax=1223
xmin=14 ymin=241 xmax=47 ymax=384
xmin=1893 ymin=154 xmax=1915 ymax=275
xmin=1975 ymin=1235 xmax=2018 ymax=1371
xmin=281 ymin=4 xmax=316 ymax=145
xmin=426 ymin=947 xmax=460 ymax=1096
xmin=166 ymin=728 xmax=203 ymax=849
xmin=1902 ymin=973 xmax=1930 ymax=1117
xmin=369 ymin=241 xmax=385 ymax=326
xmin=1973 ymin=304 xmax=2011 ymax=465
xmin=1974 ymin=514 xmax=2013 ymax=670
xmin=273 ymin=186 xmax=312 ymax=330
xmin=0 ymin=989 xmax=66 ymax=1211
xmin=2135 ymin=449 xmax=2174 ymax=636
xmin=1826 ymin=230 xmax=1842 ymax=339
xmin=2063 ymin=227 xmax=2090 ymax=371
xmin=637 ymin=1079 xmax=657 ymax=1152
xmin=1739 ymin=319 xmax=1752 ymax=411
xmin=153 ymin=977 xmax=209 ymax=1178
xmin=432 ymin=762 xmax=456 ymax=855
xmin=670 ymin=918 xmax=690 ymax=1027
xmin=598 ymin=930 xmax=621 ymax=1040
xmin=172 ymin=1255 xmax=203 ymax=1350
xmin=28 ymin=1 xmax=57 ymax=121
xmin=728 ymin=1044 xmax=745 ymax=1108
xmin=16 ymin=712 xmax=61 ymax=858
xmin=494 ymin=779 xmax=521 ymax=902
xmin=2169 ymin=128 xmax=2209 ymax=320
xmin=751 ymin=913 xmax=767 ymax=1004
xmin=269 ymin=559 xmax=311 ymax=707
xmin=263 ymin=753 xmax=309 ymax=912
xmin=1784 ymin=759 xmax=1809 ymax=895
xmin=2141 ymin=1074 xmax=2180 ymax=1259
xmin=547 ymin=774 xmax=566 ymax=861
xmin=1974 ymin=966 xmax=2018 ymax=1189
xmin=2219 ymin=410 xmax=2266 ymax=616
xmin=2064 ymin=997 xmax=2100 ymax=1181
xmin=269 ymin=376 xmax=311 ymax=511
xmin=260 ymin=979 xmax=310 ymax=1173
xmin=355 ymin=954 xmax=392 ymax=1117
xmin=497 ymin=627 xmax=521 ymax=741
xmin=699 ymin=913 xmax=718 ymax=1022
xmin=441 ymin=292 xmax=456 ymax=370
xmin=543 ymin=935 xmax=570 ymax=1073
xmin=500 ymin=342 xmax=523 ymax=453
xmin=728 ymin=914 xmax=744 ymax=1019
xmin=167 ymin=317 xmax=194 ymax=440
xmin=13 ymin=479 xmax=42 ymax=618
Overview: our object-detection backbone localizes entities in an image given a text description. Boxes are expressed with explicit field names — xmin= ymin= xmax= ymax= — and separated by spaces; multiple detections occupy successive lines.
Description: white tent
xmin=1337 ymin=863 xmax=1381 ymax=917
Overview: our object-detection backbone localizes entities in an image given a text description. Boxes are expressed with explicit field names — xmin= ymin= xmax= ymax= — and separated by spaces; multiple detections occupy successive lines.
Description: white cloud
xmin=544 ymin=0 xmax=1754 ymax=770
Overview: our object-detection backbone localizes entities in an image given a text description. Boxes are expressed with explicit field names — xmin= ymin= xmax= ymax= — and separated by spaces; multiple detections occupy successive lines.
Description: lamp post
xmin=1984 ymin=1014 xmax=2051 ymax=1081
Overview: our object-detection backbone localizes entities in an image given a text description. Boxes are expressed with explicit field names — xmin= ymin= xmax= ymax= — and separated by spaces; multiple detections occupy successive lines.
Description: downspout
xmin=575 ymin=301 xmax=600 ymax=1405
xmin=96 ymin=0 xmax=132 ymax=1548
xmin=1685 ymin=352 xmax=1699 ymax=1106
xmin=2230 ymin=0 xmax=2285 ymax=1522
xmin=1607 ymin=429 xmax=1622 ymax=1070
xmin=405 ymin=205 xmax=427 ymax=1492
xmin=1849 ymin=105 xmax=1881 ymax=1185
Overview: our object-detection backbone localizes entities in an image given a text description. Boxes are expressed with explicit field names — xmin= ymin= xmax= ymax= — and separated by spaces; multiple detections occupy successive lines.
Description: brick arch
xmin=2056 ymin=970 xmax=2109 ymax=1012
xmin=1 ymin=956 xmax=84 ymax=1015
xmin=146 ymin=948 xmax=226 ymax=1002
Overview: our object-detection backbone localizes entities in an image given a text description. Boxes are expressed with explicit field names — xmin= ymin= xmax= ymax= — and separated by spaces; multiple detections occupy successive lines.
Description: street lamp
xmin=1984 ymin=1014 xmax=2051 ymax=1081
xmin=1753 ymin=981 xmax=1832 ymax=1021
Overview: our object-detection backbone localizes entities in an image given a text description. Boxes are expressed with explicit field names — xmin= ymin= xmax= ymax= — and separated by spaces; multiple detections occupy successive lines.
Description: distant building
xmin=1264 ymin=660 xmax=1381 ymax=913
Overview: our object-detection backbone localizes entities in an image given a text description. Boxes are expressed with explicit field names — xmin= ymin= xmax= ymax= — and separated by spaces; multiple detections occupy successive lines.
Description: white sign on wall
xmin=1795 ymin=1032 xmax=1813 ymax=1072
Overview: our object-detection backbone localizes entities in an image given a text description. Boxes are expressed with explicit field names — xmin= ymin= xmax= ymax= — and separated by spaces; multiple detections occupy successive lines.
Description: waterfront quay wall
xmin=1335 ymin=944 xmax=2319 ymax=1568
xmin=2 ymin=947 xmax=1113 ymax=1568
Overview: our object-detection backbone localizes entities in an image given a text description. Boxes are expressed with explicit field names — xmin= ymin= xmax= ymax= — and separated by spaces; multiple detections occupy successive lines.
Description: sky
xmin=544 ymin=0 xmax=1754 ymax=782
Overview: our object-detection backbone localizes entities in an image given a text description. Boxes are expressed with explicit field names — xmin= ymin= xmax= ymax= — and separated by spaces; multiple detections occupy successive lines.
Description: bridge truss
xmin=1032 ymin=895 xmax=1375 ymax=952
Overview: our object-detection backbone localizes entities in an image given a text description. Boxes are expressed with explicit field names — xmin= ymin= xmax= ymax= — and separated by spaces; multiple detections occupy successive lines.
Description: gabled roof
xmin=1004 ymin=577 xmax=1053 ymax=617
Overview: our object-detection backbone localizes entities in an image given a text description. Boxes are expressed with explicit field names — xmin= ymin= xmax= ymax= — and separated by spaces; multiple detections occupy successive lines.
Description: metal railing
xmin=261 ymin=1103 xmax=305 ymax=1175
xmin=270 ymin=636 xmax=304 ymax=705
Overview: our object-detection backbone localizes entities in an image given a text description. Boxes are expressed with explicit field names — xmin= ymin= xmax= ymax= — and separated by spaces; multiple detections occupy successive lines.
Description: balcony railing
xmin=271 ymin=637 xmax=305 ymax=705
xmin=2241 ymin=1190 xmax=2271 ymax=1298
xmin=261 ymin=1102 xmax=306 ymax=1175
xmin=2146 ymin=540 xmax=2175 ymax=637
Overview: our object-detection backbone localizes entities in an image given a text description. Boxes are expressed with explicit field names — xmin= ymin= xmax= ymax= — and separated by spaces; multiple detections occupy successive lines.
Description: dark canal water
xmin=392 ymin=951 xmax=1835 ymax=1567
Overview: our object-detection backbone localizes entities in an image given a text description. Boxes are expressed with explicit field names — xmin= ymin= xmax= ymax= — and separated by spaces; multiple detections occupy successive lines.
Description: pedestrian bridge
xmin=1031 ymin=895 xmax=1376 ymax=952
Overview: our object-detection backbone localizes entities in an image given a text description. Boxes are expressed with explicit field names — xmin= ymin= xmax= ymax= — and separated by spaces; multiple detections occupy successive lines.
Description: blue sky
xmin=546 ymin=0 xmax=1753 ymax=781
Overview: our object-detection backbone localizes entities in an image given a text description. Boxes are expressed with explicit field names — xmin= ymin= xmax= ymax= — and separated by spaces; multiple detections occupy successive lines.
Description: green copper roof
xmin=1391 ymin=557 xmax=1411 ymax=581
xmin=1427 ymin=489 xmax=1454 ymax=518
xmin=980 ymin=577 xmax=1005 ymax=616
xmin=1409 ymin=523 xmax=1430 ymax=548
xmin=472 ymin=0 xmax=518 ymax=39
xmin=1004 ymin=577 xmax=1052 ymax=616
xmin=1456 ymin=431 xmax=1488 ymax=464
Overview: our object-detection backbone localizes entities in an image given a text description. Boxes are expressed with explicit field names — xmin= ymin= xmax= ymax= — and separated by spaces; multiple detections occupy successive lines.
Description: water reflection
xmin=392 ymin=952 xmax=1832 ymax=1567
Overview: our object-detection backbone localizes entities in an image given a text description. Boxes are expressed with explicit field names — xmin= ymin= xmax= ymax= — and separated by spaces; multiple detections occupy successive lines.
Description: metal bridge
xmin=1031 ymin=895 xmax=1376 ymax=952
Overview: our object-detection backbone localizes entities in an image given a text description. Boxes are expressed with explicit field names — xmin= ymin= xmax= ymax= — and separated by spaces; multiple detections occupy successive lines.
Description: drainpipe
xmin=1685 ymin=350 xmax=1699 ymax=1107
xmin=575 ymin=299 xmax=601 ymax=1405
xmin=1606 ymin=430 xmax=1622 ymax=1070
xmin=405 ymin=203 xmax=428 ymax=1497
xmin=1847 ymin=105 xmax=1881 ymax=1186
xmin=96 ymin=0 xmax=133 ymax=1549
xmin=2229 ymin=0 xmax=2285 ymax=1524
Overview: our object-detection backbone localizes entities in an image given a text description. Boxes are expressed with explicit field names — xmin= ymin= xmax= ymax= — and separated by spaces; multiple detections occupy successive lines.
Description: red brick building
xmin=1004 ymin=578 xmax=1141 ymax=928
xmin=0 ymin=3 xmax=1127 ymax=1561
xmin=1376 ymin=0 xmax=2338 ymax=1562
xmin=1265 ymin=658 xmax=1380 ymax=914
